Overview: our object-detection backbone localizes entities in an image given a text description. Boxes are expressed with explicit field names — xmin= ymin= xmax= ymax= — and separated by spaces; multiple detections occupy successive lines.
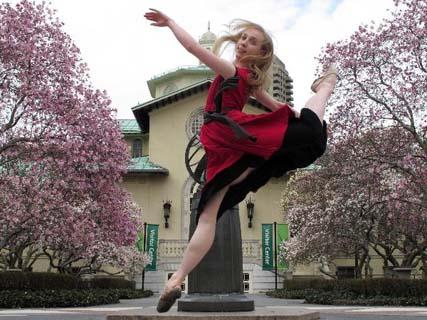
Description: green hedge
xmin=267 ymin=288 xmax=427 ymax=306
xmin=0 ymin=271 xmax=82 ymax=290
xmin=267 ymin=279 xmax=427 ymax=306
xmin=303 ymin=290 xmax=427 ymax=306
xmin=0 ymin=272 xmax=150 ymax=308
xmin=87 ymin=277 xmax=135 ymax=290
xmin=282 ymin=278 xmax=427 ymax=297
xmin=114 ymin=288 xmax=153 ymax=299
xmin=0 ymin=272 xmax=135 ymax=290
xmin=266 ymin=288 xmax=315 ymax=299
xmin=0 ymin=289 xmax=153 ymax=308
xmin=0 ymin=289 xmax=120 ymax=308
xmin=282 ymin=279 xmax=337 ymax=291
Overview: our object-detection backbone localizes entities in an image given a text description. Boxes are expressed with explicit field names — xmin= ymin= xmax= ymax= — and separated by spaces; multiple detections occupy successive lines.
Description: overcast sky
xmin=11 ymin=0 xmax=395 ymax=119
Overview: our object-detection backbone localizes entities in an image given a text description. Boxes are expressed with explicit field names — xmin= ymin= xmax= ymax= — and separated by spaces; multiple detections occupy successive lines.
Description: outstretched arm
xmin=144 ymin=8 xmax=236 ymax=79
xmin=254 ymin=88 xmax=300 ymax=117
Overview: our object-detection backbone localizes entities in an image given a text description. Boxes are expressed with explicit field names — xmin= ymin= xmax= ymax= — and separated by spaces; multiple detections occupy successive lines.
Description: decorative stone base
xmin=177 ymin=293 xmax=254 ymax=312
xmin=107 ymin=308 xmax=320 ymax=320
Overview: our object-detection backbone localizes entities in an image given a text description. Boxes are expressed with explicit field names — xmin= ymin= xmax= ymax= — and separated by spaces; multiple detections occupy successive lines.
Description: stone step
xmin=106 ymin=308 xmax=320 ymax=320
xmin=178 ymin=293 xmax=254 ymax=312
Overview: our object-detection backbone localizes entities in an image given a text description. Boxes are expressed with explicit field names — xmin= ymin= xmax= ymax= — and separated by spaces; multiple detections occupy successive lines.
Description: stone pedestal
xmin=178 ymin=189 xmax=254 ymax=312
xmin=107 ymin=310 xmax=321 ymax=320
xmin=178 ymin=293 xmax=253 ymax=312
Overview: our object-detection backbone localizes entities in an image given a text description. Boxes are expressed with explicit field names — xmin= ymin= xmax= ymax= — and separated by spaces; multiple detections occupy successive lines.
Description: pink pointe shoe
xmin=310 ymin=64 xmax=339 ymax=93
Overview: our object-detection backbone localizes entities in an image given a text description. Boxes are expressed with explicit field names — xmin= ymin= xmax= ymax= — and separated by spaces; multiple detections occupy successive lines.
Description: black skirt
xmin=195 ymin=108 xmax=328 ymax=225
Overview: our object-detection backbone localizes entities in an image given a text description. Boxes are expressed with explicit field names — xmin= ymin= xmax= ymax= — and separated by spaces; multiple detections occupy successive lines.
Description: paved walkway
xmin=0 ymin=293 xmax=426 ymax=320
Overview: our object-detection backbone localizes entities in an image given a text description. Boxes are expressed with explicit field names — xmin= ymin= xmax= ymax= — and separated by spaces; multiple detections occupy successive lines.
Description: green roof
xmin=127 ymin=156 xmax=168 ymax=174
xmin=149 ymin=64 xmax=213 ymax=81
xmin=147 ymin=64 xmax=214 ymax=97
xmin=119 ymin=119 xmax=142 ymax=134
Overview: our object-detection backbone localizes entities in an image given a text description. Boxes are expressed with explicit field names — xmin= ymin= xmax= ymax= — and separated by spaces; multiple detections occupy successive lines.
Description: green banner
xmin=276 ymin=224 xmax=289 ymax=270
xmin=145 ymin=224 xmax=159 ymax=271
xmin=262 ymin=224 xmax=273 ymax=270
xmin=136 ymin=231 xmax=144 ymax=252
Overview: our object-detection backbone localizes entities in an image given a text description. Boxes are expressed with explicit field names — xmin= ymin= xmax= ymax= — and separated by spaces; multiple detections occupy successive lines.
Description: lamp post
xmin=163 ymin=200 xmax=172 ymax=228
xmin=245 ymin=197 xmax=254 ymax=228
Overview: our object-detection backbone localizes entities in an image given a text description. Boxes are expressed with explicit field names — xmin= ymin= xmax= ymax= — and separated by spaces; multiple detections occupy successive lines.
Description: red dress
xmin=200 ymin=67 xmax=294 ymax=183
xmin=195 ymin=67 xmax=329 ymax=225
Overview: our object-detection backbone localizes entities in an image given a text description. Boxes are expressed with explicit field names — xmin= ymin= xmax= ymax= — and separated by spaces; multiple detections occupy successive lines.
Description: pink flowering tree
xmin=281 ymin=126 xmax=426 ymax=278
xmin=281 ymin=0 xmax=426 ymax=278
xmin=85 ymin=241 xmax=152 ymax=278
xmin=0 ymin=0 xmax=147 ymax=274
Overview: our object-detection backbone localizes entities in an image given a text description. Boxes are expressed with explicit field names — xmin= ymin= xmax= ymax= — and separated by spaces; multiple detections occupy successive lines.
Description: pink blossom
xmin=0 ymin=0 xmax=142 ymax=274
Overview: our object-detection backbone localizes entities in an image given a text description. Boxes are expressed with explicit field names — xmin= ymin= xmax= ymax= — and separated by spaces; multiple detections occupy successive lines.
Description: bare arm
xmin=253 ymin=89 xmax=282 ymax=111
xmin=144 ymin=8 xmax=236 ymax=79
xmin=254 ymin=88 xmax=300 ymax=117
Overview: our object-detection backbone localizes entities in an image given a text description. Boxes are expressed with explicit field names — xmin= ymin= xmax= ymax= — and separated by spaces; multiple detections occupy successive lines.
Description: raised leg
xmin=305 ymin=68 xmax=338 ymax=123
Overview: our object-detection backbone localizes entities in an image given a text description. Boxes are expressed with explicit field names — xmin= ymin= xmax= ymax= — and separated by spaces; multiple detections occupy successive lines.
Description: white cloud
xmin=6 ymin=0 xmax=395 ymax=119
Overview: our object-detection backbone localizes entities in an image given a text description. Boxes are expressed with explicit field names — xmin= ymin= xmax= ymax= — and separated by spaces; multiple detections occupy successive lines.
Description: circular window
xmin=186 ymin=107 xmax=204 ymax=139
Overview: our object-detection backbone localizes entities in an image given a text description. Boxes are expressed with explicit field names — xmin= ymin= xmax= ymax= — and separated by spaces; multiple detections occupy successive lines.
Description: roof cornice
xmin=132 ymin=79 xmax=212 ymax=132
xmin=132 ymin=79 xmax=271 ymax=133
xmin=147 ymin=65 xmax=215 ymax=97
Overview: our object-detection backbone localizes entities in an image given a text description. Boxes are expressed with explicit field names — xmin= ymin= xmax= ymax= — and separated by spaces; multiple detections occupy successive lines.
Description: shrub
xmin=282 ymin=279 xmax=336 ymax=291
xmin=282 ymin=278 xmax=427 ymax=297
xmin=0 ymin=288 xmax=153 ymax=308
xmin=0 ymin=272 xmax=136 ymax=290
xmin=86 ymin=277 xmax=135 ymax=290
xmin=0 ymin=271 xmax=152 ymax=308
xmin=275 ymin=278 xmax=427 ymax=306
xmin=0 ymin=272 xmax=82 ymax=290
xmin=115 ymin=289 xmax=153 ymax=299
xmin=0 ymin=289 xmax=120 ymax=308
xmin=266 ymin=288 xmax=317 ymax=299
xmin=304 ymin=292 xmax=427 ymax=306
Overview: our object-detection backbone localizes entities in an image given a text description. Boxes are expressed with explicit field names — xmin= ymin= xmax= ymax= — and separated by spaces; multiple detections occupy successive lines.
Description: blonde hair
xmin=213 ymin=19 xmax=274 ymax=93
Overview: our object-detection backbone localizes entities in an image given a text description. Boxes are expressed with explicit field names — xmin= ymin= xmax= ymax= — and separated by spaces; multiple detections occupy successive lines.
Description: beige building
xmin=119 ymin=28 xmax=327 ymax=294
xmin=118 ymin=25 xmax=427 ymax=292
xmin=120 ymin=28 xmax=423 ymax=293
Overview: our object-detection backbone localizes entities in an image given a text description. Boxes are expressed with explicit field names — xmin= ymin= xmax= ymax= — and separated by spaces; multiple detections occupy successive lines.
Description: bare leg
xmin=305 ymin=75 xmax=337 ymax=123
xmin=162 ymin=167 xmax=255 ymax=296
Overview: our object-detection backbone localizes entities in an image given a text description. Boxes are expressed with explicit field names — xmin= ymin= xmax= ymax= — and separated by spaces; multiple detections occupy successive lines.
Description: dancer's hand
xmin=144 ymin=8 xmax=171 ymax=27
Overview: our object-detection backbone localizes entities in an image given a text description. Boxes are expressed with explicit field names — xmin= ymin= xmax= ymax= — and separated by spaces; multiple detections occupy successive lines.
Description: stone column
xmin=177 ymin=189 xmax=254 ymax=312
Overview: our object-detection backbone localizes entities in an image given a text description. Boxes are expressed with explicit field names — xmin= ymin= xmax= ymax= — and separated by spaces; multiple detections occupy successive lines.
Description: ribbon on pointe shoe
xmin=310 ymin=65 xmax=339 ymax=93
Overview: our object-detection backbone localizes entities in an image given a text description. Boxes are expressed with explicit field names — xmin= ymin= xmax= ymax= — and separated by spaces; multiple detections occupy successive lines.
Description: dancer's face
xmin=235 ymin=28 xmax=265 ymax=63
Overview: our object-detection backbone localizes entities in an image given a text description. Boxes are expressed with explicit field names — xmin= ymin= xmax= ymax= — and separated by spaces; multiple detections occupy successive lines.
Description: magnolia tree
xmin=44 ymin=240 xmax=152 ymax=278
xmin=321 ymin=0 xmax=426 ymax=183
xmin=281 ymin=127 xmax=426 ymax=278
xmin=0 ymin=0 xmax=148 ymax=274
xmin=88 ymin=241 xmax=152 ymax=279
xmin=280 ymin=0 xmax=426 ymax=277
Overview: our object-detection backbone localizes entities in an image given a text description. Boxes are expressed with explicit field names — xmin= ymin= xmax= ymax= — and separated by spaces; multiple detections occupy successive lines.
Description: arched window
xmin=132 ymin=139 xmax=143 ymax=158
xmin=186 ymin=107 xmax=204 ymax=138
